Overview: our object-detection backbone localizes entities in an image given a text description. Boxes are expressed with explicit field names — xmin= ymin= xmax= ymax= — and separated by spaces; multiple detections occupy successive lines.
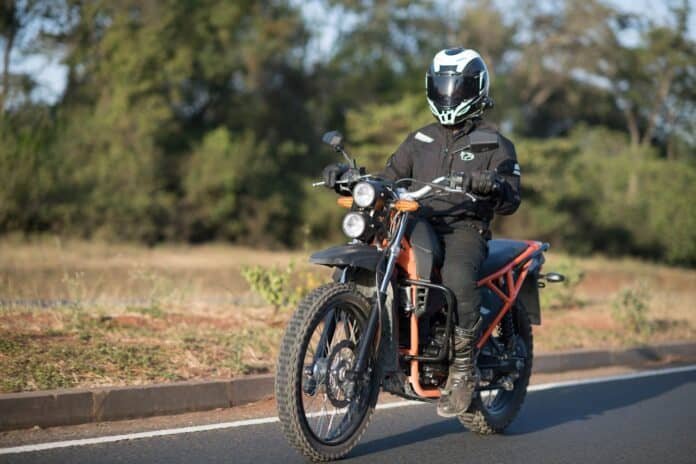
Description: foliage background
xmin=1 ymin=0 xmax=695 ymax=265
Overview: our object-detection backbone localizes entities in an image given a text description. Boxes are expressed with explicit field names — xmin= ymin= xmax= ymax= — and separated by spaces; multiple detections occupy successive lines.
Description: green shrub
xmin=241 ymin=262 xmax=322 ymax=313
xmin=242 ymin=264 xmax=292 ymax=312
xmin=611 ymin=285 xmax=652 ymax=338
xmin=498 ymin=125 xmax=696 ymax=266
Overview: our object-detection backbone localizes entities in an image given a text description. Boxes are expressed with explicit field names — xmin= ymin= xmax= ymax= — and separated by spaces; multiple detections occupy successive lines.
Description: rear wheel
xmin=459 ymin=303 xmax=533 ymax=434
xmin=275 ymin=283 xmax=380 ymax=461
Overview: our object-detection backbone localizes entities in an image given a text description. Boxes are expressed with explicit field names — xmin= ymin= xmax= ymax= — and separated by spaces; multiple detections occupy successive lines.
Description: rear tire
xmin=459 ymin=303 xmax=533 ymax=434
xmin=275 ymin=283 xmax=380 ymax=461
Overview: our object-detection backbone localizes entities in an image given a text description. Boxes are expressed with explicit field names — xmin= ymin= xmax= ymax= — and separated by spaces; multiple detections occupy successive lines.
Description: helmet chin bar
xmin=428 ymin=98 xmax=482 ymax=126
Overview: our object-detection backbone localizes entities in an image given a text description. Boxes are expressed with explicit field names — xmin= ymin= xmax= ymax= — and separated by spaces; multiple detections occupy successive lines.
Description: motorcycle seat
xmin=479 ymin=239 xmax=530 ymax=278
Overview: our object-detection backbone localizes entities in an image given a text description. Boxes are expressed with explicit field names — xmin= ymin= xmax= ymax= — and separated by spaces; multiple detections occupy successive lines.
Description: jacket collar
xmin=438 ymin=117 xmax=481 ymax=142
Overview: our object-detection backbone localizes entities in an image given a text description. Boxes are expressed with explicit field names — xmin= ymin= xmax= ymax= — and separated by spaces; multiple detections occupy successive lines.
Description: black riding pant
xmin=436 ymin=225 xmax=488 ymax=329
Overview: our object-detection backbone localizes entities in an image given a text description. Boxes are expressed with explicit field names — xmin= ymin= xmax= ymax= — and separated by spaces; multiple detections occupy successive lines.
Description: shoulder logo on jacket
xmin=414 ymin=132 xmax=434 ymax=143
xmin=460 ymin=150 xmax=475 ymax=161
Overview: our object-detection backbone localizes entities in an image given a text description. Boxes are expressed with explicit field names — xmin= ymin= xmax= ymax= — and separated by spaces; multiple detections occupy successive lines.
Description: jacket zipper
xmin=442 ymin=128 xmax=454 ymax=177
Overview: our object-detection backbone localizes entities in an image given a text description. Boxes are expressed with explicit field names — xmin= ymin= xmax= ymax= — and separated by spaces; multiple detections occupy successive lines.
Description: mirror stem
xmin=336 ymin=145 xmax=356 ymax=168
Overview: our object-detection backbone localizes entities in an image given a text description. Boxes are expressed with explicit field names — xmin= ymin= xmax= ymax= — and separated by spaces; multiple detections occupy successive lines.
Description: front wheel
xmin=459 ymin=302 xmax=533 ymax=434
xmin=275 ymin=283 xmax=380 ymax=461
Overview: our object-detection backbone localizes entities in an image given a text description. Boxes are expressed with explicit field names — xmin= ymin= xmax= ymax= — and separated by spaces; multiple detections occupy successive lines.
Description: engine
xmin=419 ymin=320 xmax=449 ymax=388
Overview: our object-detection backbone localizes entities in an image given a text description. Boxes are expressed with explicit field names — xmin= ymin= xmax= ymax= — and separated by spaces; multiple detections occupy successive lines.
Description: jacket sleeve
xmin=380 ymin=133 xmax=414 ymax=182
xmin=490 ymin=136 xmax=521 ymax=215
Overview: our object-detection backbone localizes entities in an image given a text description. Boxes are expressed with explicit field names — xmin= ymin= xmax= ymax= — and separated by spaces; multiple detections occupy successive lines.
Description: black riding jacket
xmin=381 ymin=119 xmax=521 ymax=231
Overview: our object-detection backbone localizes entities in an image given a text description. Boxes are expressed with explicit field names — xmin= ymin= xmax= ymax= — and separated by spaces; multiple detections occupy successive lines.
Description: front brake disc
xmin=326 ymin=340 xmax=357 ymax=408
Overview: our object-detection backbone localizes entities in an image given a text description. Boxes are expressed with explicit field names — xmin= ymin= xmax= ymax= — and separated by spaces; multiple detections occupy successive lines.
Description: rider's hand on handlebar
xmin=471 ymin=170 xmax=502 ymax=196
xmin=322 ymin=163 xmax=367 ymax=195
xmin=449 ymin=172 xmax=472 ymax=191
xmin=322 ymin=163 xmax=349 ymax=189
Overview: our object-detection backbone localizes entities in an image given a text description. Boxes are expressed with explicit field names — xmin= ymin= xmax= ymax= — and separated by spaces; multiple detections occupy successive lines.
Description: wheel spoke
xmin=341 ymin=311 xmax=350 ymax=341
xmin=316 ymin=396 xmax=328 ymax=437
xmin=347 ymin=318 xmax=357 ymax=344
xmin=327 ymin=406 xmax=337 ymax=437
xmin=488 ymin=390 xmax=497 ymax=407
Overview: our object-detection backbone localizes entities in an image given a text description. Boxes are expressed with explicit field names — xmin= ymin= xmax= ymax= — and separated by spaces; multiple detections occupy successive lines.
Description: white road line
xmin=527 ymin=364 xmax=696 ymax=392
xmin=2 ymin=364 xmax=695 ymax=456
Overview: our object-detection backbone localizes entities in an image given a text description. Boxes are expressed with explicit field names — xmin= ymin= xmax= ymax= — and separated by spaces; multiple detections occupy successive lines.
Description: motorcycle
xmin=275 ymin=131 xmax=565 ymax=461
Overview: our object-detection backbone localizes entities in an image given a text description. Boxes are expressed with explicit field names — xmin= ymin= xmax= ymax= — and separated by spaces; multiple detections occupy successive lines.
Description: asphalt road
xmin=3 ymin=368 xmax=696 ymax=464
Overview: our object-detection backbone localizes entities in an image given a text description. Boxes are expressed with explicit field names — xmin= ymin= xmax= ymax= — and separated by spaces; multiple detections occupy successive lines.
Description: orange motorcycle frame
xmin=396 ymin=239 xmax=543 ymax=399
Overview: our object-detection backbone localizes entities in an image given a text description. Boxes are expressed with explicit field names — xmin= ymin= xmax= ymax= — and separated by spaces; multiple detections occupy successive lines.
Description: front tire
xmin=275 ymin=283 xmax=380 ymax=461
xmin=459 ymin=302 xmax=533 ymax=434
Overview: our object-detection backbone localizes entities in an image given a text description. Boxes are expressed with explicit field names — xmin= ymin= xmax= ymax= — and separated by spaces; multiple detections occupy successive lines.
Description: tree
xmin=612 ymin=2 xmax=696 ymax=153
xmin=49 ymin=0 xmax=318 ymax=244
xmin=345 ymin=93 xmax=431 ymax=171
xmin=510 ymin=0 xmax=695 ymax=153
xmin=313 ymin=0 xmax=446 ymax=111
xmin=0 ymin=0 xmax=65 ymax=112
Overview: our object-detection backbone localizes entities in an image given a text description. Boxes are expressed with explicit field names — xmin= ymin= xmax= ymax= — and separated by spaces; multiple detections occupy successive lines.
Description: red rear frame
xmin=397 ymin=239 xmax=542 ymax=398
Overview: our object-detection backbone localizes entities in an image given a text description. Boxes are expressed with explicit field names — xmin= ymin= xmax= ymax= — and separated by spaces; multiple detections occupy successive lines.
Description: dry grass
xmin=1 ymin=236 xmax=695 ymax=393
xmin=535 ymin=253 xmax=696 ymax=351
xmin=0 ymin=237 xmax=316 ymax=393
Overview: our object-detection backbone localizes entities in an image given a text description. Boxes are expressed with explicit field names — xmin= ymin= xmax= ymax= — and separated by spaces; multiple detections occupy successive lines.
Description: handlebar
xmin=312 ymin=170 xmax=371 ymax=188
xmin=314 ymin=171 xmax=498 ymax=203
xmin=396 ymin=176 xmax=446 ymax=200
xmin=396 ymin=176 xmax=479 ymax=202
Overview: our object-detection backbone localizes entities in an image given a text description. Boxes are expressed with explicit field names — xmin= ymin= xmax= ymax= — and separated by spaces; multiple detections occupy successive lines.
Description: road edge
xmin=2 ymin=340 xmax=695 ymax=431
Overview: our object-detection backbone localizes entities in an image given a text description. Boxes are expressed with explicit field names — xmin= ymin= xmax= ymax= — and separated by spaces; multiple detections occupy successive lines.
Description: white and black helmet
xmin=426 ymin=48 xmax=490 ymax=126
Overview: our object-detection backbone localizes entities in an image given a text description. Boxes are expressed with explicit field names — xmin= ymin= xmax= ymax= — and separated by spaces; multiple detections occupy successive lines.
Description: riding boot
xmin=437 ymin=318 xmax=481 ymax=418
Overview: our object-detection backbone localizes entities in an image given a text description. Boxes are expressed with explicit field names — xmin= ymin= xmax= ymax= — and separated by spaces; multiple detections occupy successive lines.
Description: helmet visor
xmin=427 ymin=73 xmax=480 ymax=109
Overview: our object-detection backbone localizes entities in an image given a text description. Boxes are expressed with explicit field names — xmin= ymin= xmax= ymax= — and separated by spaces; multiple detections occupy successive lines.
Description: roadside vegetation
xmin=1 ymin=239 xmax=695 ymax=393
xmin=0 ymin=0 xmax=694 ymax=394
xmin=1 ymin=1 xmax=695 ymax=265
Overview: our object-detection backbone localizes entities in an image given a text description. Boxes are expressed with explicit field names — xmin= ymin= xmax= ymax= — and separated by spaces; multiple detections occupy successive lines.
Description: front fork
xmin=351 ymin=212 xmax=410 ymax=379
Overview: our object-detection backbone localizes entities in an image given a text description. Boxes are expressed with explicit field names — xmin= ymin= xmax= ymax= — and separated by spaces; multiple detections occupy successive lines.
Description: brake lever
xmin=437 ymin=184 xmax=479 ymax=202
xmin=313 ymin=177 xmax=359 ymax=188
xmin=442 ymin=189 xmax=478 ymax=202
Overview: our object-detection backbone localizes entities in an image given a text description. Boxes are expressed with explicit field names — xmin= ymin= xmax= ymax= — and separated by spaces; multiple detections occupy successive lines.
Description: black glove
xmin=470 ymin=170 xmax=501 ymax=196
xmin=322 ymin=163 xmax=349 ymax=188
xmin=450 ymin=172 xmax=472 ymax=191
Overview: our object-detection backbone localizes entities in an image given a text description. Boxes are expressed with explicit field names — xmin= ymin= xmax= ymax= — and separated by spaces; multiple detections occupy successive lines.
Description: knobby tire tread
xmin=275 ymin=283 xmax=377 ymax=462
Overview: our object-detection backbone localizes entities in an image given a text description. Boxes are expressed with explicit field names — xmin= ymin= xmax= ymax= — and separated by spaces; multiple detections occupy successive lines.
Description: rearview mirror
xmin=322 ymin=130 xmax=344 ymax=149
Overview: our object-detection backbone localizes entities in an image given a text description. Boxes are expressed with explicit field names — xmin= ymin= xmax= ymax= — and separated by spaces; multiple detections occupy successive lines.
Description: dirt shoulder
xmin=1 ymin=238 xmax=695 ymax=393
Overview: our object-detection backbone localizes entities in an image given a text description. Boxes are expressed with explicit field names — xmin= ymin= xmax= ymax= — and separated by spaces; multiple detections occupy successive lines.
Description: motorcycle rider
xmin=323 ymin=48 xmax=521 ymax=417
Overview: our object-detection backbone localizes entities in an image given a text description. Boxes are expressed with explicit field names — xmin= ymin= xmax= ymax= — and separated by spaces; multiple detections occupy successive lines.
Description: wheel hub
xmin=326 ymin=340 xmax=357 ymax=408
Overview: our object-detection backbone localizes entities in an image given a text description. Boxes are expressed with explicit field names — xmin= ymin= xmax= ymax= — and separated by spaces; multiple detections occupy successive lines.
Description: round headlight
xmin=342 ymin=212 xmax=367 ymax=238
xmin=353 ymin=182 xmax=376 ymax=208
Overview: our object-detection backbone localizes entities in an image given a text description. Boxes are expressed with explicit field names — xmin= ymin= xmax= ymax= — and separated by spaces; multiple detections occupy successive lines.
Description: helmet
xmin=425 ymin=48 xmax=490 ymax=126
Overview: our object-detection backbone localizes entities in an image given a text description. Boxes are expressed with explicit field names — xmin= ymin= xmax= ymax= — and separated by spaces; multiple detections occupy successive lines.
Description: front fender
xmin=309 ymin=244 xmax=382 ymax=272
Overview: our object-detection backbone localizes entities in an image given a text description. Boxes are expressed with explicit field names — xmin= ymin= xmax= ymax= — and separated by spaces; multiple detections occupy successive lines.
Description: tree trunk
xmin=622 ymin=104 xmax=641 ymax=202
xmin=622 ymin=105 xmax=641 ymax=148
xmin=530 ymin=85 xmax=554 ymax=109
xmin=666 ymin=136 xmax=675 ymax=160
xmin=640 ymin=69 xmax=674 ymax=147
xmin=1 ymin=3 xmax=17 ymax=115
